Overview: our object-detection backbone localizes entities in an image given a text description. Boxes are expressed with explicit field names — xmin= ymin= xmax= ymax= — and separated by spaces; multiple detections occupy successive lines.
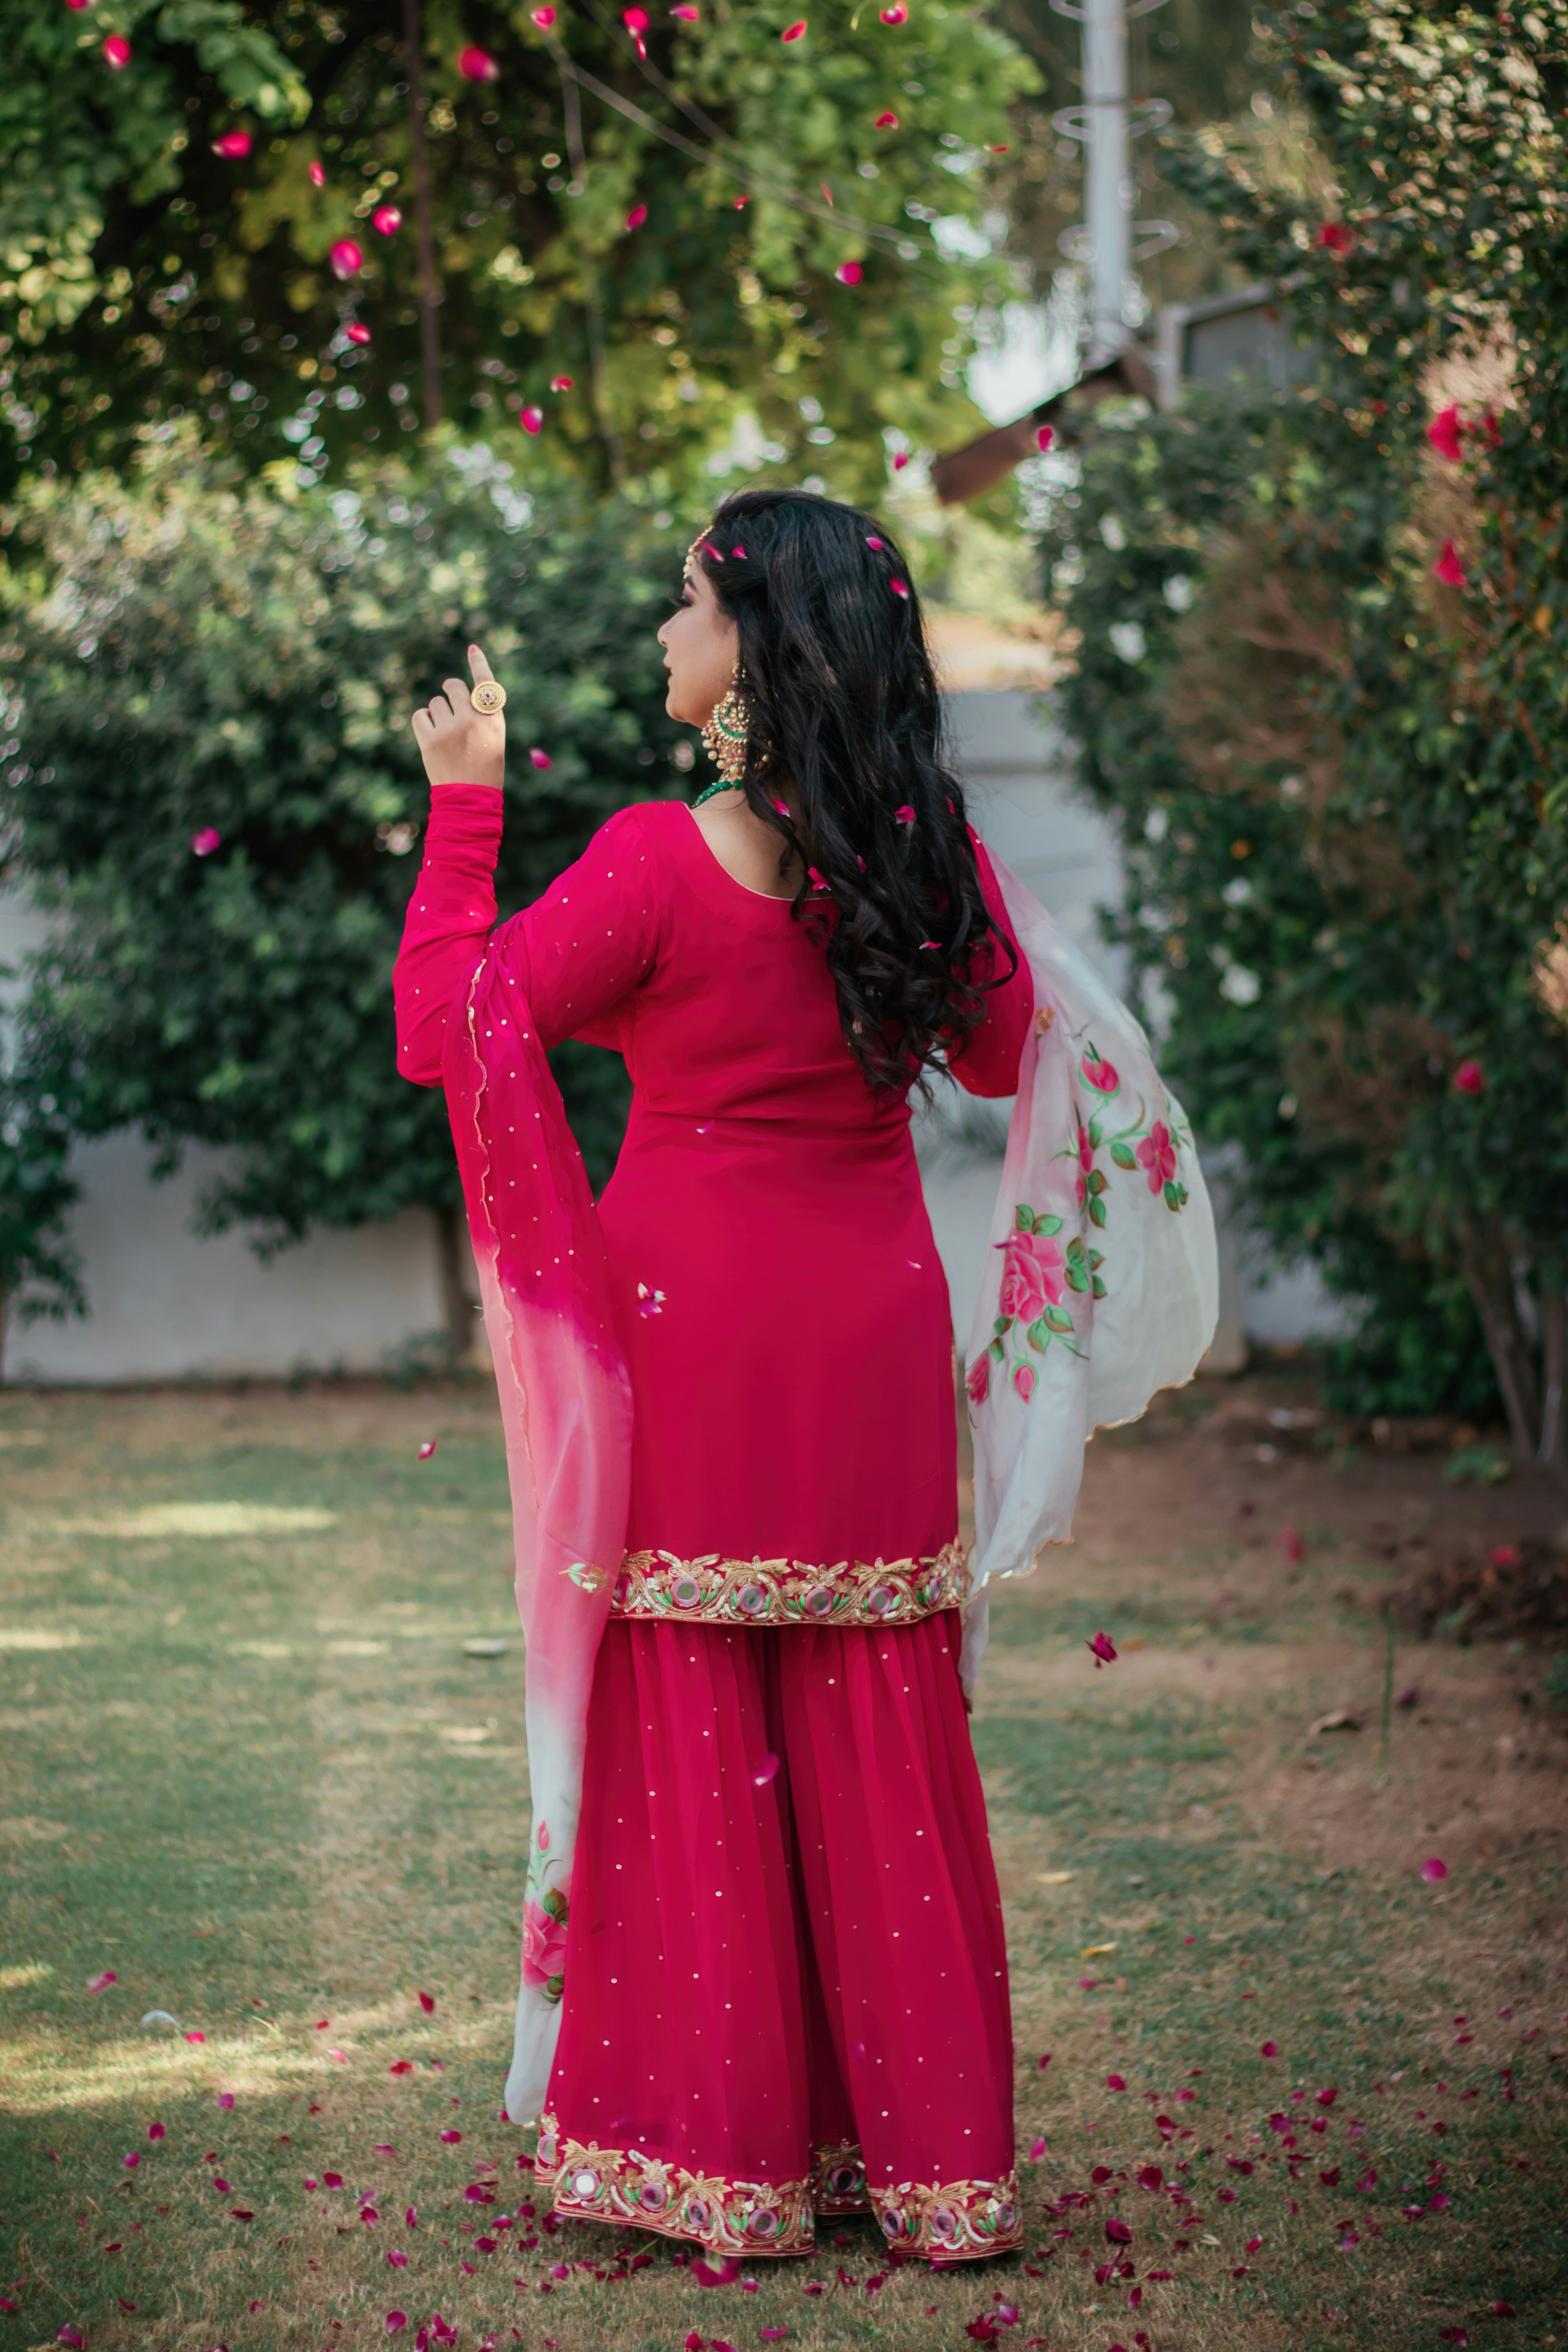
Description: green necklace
xmin=690 ymin=779 xmax=743 ymax=810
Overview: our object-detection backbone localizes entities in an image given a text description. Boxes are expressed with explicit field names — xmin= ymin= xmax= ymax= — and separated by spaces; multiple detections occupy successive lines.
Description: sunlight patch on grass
xmin=40 ymin=1502 xmax=339 ymax=1537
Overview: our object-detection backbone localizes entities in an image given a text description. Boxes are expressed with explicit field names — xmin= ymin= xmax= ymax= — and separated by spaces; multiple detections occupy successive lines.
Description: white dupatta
xmin=959 ymin=850 xmax=1220 ymax=1691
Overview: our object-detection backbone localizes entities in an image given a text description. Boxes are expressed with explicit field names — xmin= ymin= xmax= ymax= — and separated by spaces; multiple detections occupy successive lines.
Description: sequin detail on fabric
xmin=874 ymin=2170 xmax=1023 ymax=2260
xmin=537 ymin=2113 xmax=814 ymax=2255
xmin=610 ymin=1539 xmax=969 ymax=1628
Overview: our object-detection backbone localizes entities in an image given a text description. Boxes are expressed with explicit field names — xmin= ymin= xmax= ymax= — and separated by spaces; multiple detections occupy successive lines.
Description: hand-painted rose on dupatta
xmin=957 ymin=846 xmax=1219 ymax=1699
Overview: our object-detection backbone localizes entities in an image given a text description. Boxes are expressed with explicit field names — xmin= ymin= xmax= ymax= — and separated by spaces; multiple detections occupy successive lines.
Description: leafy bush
xmin=1041 ymin=0 xmax=1568 ymax=1450
xmin=0 ymin=434 xmax=685 ymax=1346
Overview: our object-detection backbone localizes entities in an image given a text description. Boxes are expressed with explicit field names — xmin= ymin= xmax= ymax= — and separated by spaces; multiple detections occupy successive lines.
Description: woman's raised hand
xmin=411 ymin=644 xmax=506 ymax=791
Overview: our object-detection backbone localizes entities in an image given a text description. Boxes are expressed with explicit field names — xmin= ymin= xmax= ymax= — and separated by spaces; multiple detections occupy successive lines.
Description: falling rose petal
xmin=388 ymin=2249 xmax=409 ymax=2267
xmin=985 ymin=142 xmax=1010 ymax=152
xmin=373 ymin=205 xmax=403 ymax=234
xmin=212 ymin=131 xmax=252 ymax=159
xmin=1261 ymin=2041 xmax=1278 ymax=2057
xmin=191 ymin=826 xmax=222 ymax=857
xmin=550 ymin=374 xmax=574 ymax=391
xmin=1274 ymin=1527 xmax=1305 ymax=1561
xmin=148 ymin=2121 xmax=166 ymax=2140
xmin=892 ymin=451 xmax=910 ymax=470
xmin=866 ymin=534 xmax=884 ymax=549
xmin=1433 ymin=538 xmax=1467 ymax=588
xmin=390 ymin=2061 xmax=414 ymax=2076
xmin=1036 ymin=423 xmax=1054 ymax=452
xmin=1316 ymin=2087 xmax=1338 ymax=2106
xmin=330 ymin=239 xmax=364 ymax=281
xmin=520 ymin=406 xmax=544 ymax=434
xmin=1087 ymin=1629 xmax=1118 ymax=1667
xmin=387 ymin=2317 xmax=408 ymax=2335
xmin=406 ymin=2205 xmax=418 ymax=2227
xmin=1107 ymin=2073 xmax=1127 ymax=2091
xmin=184 ymin=2029 xmax=205 ymax=2043
xmin=123 ymin=2151 xmax=140 ymax=2168
xmin=343 ymin=322 xmax=372 ymax=346
xmin=895 ymin=803 xmax=915 ymax=822
xmin=1105 ymin=2218 xmax=1132 ymax=2245
xmin=217 ymin=2092 xmax=235 ymax=2109
xmin=458 ymin=44 xmax=499 ymax=80
xmin=528 ymin=747 xmax=553 ymax=769
xmin=441 ymin=2129 xmax=463 ymax=2143
xmin=1453 ymin=1058 xmax=1484 ymax=1094
xmin=875 ymin=109 xmax=898 ymax=127
xmin=732 ymin=545 xmax=746 ymax=558
xmin=1316 ymin=220 xmax=1354 ymax=253
xmin=625 ymin=203 xmax=648 ymax=231
xmin=835 ymin=261 xmax=863 ymax=287
xmin=102 ymin=33 xmax=131 ymax=64
xmin=1421 ymin=1857 xmax=1449 ymax=1881
xmin=879 ymin=2 xmax=907 ymax=20
xmin=417 ymin=1440 xmax=437 ymax=1461
xmin=691 ymin=2257 xmax=741 ymax=2287
xmin=752 ymin=1753 xmax=780 ymax=1787
xmin=1027 ymin=2136 xmax=1047 ymax=2160
xmin=781 ymin=18 xmax=807 ymax=36
xmin=310 ymin=161 xmax=326 ymax=187
xmin=888 ymin=576 xmax=909 ymax=597
xmin=323 ymin=2173 xmax=345 ymax=2189
xmin=231 ymin=2207 xmax=254 ymax=2221
xmin=87 ymin=1971 xmax=118 ymax=1993
xmin=374 ymin=2144 xmax=397 ymax=2155
xmin=671 ymin=4 xmax=699 ymax=15
xmin=58 ymin=2331 xmax=85 ymax=2348
xmin=329 ymin=2048 xmax=348 ymax=2064
xmin=532 ymin=4 xmax=557 ymax=21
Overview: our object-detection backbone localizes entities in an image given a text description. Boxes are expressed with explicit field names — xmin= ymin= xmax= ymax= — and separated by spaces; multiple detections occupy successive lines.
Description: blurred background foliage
xmin=1042 ymin=0 xmax=1568 ymax=1444
xmin=0 ymin=438 xmax=681 ymax=1343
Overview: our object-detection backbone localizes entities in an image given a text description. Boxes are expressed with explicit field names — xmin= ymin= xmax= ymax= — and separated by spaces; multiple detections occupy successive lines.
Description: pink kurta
xmin=396 ymin=784 xmax=1032 ymax=2262
xmin=397 ymin=789 xmax=1030 ymax=1582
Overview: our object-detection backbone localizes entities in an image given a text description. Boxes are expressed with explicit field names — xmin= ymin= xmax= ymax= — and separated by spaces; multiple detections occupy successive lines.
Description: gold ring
xmin=471 ymin=680 xmax=506 ymax=715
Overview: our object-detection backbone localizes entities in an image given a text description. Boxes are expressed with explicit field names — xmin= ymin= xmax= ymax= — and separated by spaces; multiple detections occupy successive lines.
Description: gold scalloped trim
xmin=609 ymin=1539 xmax=969 ymax=1628
xmin=871 ymin=2168 xmax=1023 ymax=2260
xmin=537 ymin=2112 xmax=813 ymax=2256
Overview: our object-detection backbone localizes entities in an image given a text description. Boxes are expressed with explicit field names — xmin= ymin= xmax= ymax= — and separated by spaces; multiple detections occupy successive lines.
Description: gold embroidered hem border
xmin=872 ymin=2170 xmax=1023 ymax=2261
xmin=609 ymin=1539 xmax=970 ymax=1629
xmin=810 ymin=2138 xmax=869 ymax=2214
xmin=537 ymin=2114 xmax=813 ymax=2257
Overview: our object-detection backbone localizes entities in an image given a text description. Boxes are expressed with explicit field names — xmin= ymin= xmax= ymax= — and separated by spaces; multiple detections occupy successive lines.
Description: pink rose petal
xmin=520 ymin=406 xmax=543 ymax=434
xmin=346 ymin=322 xmax=371 ymax=345
xmin=388 ymin=2249 xmax=408 ymax=2267
xmin=417 ymin=1440 xmax=437 ymax=1460
xmin=532 ymin=4 xmax=557 ymax=21
xmin=1107 ymin=2072 xmax=1127 ymax=2091
xmin=529 ymin=748 xmax=553 ymax=769
xmin=373 ymin=205 xmax=403 ymax=235
xmin=123 ymin=2151 xmax=140 ymax=2167
xmin=1087 ymin=1630 xmax=1118 ymax=1667
xmin=550 ymin=374 xmax=574 ymax=391
xmin=102 ymin=33 xmax=130 ymax=64
xmin=458 ymin=44 xmax=499 ymax=80
xmin=875 ymin=109 xmax=898 ymax=127
xmin=835 ymin=260 xmax=863 ymax=287
xmin=310 ymin=161 xmax=326 ymax=187
xmin=212 ymin=131 xmax=251 ymax=159
xmin=87 ymin=1970 xmax=118 ymax=1993
xmin=1421 ymin=1857 xmax=1449 ymax=1881
xmin=880 ymin=2 xmax=907 ymax=19
xmin=387 ymin=2317 xmax=407 ymax=2335
xmin=330 ymin=239 xmax=363 ymax=281
xmin=191 ymin=827 xmax=221 ymax=857
xmin=1433 ymin=538 xmax=1466 ymax=588
xmin=625 ymin=204 xmax=648 ymax=231
xmin=148 ymin=2121 xmax=165 ymax=2140
xmin=781 ymin=18 xmax=807 ymax=36
xmin=217 ymin=2092 xmax=234 ymax=2109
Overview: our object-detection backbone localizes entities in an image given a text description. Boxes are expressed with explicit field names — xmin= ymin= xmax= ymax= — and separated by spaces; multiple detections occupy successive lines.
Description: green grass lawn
xmin=1 ymin=1380 xmax=1564 ymax=2352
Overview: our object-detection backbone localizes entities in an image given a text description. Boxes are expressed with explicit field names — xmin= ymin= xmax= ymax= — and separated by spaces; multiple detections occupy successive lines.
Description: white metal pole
xmin=1084 ymin=0 xmax=1130 ymax=358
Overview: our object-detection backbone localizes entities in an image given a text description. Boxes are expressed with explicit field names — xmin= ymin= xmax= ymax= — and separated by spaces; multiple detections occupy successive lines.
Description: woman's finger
xmin=468 ymin=643 xmax=495 ymax=685
xmin=425 ymin=693 xmax=454 ymax=728
xmin=411 ymin=706 xmax=434 ymax=740
xmin=442 ymin=677 xmax=474 ymax=714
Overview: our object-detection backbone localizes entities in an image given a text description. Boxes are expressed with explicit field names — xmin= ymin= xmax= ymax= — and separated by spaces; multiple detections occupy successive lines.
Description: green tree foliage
xmin=0 ymin=0 xmax=1034 ymax=502
xmin=1041 ymin=0 xmax=1568 ymax=1450
xmin=0 ymin=1027 xmax=80 ymax=1351
xmin=0 ymin=433 xmax=687 ymax=1345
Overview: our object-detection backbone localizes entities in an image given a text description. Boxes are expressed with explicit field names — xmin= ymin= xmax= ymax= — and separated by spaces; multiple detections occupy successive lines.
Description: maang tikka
xmin=700 ymin=666 xmax=752 ymax=784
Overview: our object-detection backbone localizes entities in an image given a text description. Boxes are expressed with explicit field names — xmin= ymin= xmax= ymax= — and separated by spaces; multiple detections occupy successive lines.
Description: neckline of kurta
xmin=679 ymin=804 xmax=799 ymax=907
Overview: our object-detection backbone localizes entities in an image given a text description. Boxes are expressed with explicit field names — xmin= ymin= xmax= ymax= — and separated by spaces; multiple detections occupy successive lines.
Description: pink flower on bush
xmin=1426 ymin=405 xmax=1463 ymax=463
xmin=1080 ymin=1044 xmax=1119 ymax=1094
xmin=1453 ymin=1058 xmax=1485 ymax=1095
xmin=1433 ymin=538 xmax=1467 ymax=588
xmin=1136 ymin=1119 xmax=1176 ymax=1193
xmin=965 ymin=1354 xmax=989 ymax=1406
xmin=1316 ymin=220 xmax=1354 ymax=254
xmin=995 ymin=1229 xmax=1065 ymax=1323
xmin=521 ymin=1899 xmax=568 ymax=1987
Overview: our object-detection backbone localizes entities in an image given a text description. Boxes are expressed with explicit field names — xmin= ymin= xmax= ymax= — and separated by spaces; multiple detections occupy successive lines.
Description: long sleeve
xmin=394 ymin=785 xmax=505 ymax=1087
xmin=495 ymin=803 xmax=662 ymax=1053
xmin=949 ymin=831 xmax=1035 ymax=1098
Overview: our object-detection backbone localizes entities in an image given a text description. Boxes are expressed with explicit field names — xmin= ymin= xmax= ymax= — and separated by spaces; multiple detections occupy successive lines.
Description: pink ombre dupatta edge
xmin=443 ymin=934 xmax=632 ymax=2125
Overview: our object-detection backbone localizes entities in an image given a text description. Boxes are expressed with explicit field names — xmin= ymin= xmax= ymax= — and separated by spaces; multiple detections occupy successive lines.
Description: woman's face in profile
xmin=657 ymin=556 xmax=739 ymax=731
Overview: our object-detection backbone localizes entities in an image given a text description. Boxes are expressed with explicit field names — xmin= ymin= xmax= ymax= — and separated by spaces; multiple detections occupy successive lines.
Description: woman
xmin=394 ymin=488 xmax=1216 ymax=2267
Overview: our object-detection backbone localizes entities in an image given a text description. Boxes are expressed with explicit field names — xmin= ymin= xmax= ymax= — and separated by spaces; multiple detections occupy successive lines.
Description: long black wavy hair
xmin=688 ymin=486 xmax=1017 ymax=1098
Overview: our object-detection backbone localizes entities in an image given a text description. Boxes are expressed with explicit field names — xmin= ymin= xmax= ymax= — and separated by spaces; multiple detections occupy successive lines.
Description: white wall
xmin=1 ymin=689 xmax=1341 ymax=1385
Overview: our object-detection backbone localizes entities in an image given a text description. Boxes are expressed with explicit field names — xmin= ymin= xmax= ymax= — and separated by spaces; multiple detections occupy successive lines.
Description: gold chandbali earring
xmin=698 ymin=666 xmax=751 ymax=787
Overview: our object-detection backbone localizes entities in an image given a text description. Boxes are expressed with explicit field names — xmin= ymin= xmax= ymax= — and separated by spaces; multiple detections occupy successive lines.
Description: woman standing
xmin=394 ymin=488 xmax=1215 ymax=2268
